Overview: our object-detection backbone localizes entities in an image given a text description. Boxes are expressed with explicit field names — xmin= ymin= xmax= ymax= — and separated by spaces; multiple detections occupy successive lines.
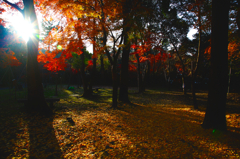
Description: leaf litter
xmin=0 ymin=88 xmax=240 ymax=158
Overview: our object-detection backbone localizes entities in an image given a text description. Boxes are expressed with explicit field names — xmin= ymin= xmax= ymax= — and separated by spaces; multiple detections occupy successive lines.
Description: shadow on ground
xmin=26 ymin=112 xmax=63 ymax=159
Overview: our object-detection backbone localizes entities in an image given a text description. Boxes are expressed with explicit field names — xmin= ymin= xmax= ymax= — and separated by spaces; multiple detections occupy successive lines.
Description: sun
xmin=12 ymin=17 xmax=35 ymax=42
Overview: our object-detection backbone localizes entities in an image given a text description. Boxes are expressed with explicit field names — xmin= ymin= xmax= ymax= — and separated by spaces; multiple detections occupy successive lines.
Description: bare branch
xmin=2 ymin=0 xmax=24 ymax=15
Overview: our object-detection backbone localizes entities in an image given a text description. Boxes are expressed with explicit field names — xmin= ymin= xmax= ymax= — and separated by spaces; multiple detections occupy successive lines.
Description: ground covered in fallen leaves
xmin=0 ymin=86 xmax=240 ymax=158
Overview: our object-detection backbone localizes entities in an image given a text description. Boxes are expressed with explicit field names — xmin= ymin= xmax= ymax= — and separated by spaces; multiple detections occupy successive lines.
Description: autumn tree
xmin=2 ymin=0 xmax=52 ymax=114
xmin=201 ymin=0 xmax=230 ymax=131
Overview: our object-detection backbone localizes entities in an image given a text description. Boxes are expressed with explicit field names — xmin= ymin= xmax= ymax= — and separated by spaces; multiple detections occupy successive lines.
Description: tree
xmin=118 ymin=0 xmax=132 ymax=103
xmin=2 ymin=0 xmax=52 ymax=114
xmin=70 ymin=47 xmax=93 ymax=97
xmin=201 ymin=0 xmax=230 ymax=131
xmin=152 ymin=0 xmax=189 ymax=94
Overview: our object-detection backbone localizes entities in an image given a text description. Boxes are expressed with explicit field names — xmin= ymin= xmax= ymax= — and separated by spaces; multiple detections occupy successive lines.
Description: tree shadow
xmin=80 ymin=88 xmax=112 ymax=104
xmin=0 ymin=101 xmax=24 ymax=158
xmin=27 ymin=112 xmax=63 ymax=159
xmin=117 ymin=104 xmax=240 ymax=157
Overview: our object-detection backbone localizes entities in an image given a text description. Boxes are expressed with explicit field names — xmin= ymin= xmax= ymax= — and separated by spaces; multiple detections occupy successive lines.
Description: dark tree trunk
xmin=182 ymin=75 xmax=187 ymax=95
xmin=80 ymin=50 xmax=90 ymax=97
xmin=67 ymin=72 xmax=72 ymax=89
xmin=89 ymin=57 xmax=96 ymax=93
xmin=145 ymin=61 xmax=150 ymax=89
xmin=168 ymin=60 xmax=171 ymax=91
xmin=191 ymin=62 xmax=198 ymax=109
xmin=136 ymin=54 xmax=143 ymax=93
xmin=55 ymin=73 xmax=58 ymax=96
xmin=236 ymin=0 xmax=240 ymax=36
xmin=89 ymin=21 xmax=97 ymax=93
xmin=170 ymin=37 xmax=187 ymax=95
xmin=142 ymin=63 xmax=147 ymax=92
xmin=112 ymin=65 xmax=118 ymax=108
xmin=119 ymin=0 xmax=131 ymax=103
xmin=99 ymin=0 xmax=123 ymax=108
xmin=23 ymin=0 xmax=51 ymax=114
xmin=191 ymin=5 xmax=202 ymax=110
xmin=100 ymin=54 xmax=105 ymax=84
xmin=202 ymin=0 xmax=229 ymax=131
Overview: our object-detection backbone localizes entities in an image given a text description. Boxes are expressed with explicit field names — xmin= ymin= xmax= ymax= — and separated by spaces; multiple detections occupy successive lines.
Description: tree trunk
xmin=80 ymin=50 xmax=89 ymax=97
xmin=100 ymin=54 xmax=105 ymax=84
xmin=67 ymin=72 xmax=72 ymax=89
xmin=227 ymin=61 xmax=232 ymax=94
xmin=202 ymin=0 xmax=229 ymax=131
xmin=191 ymin=61 xmax=198 ymax=109
xmin=55 ymin=73 xmax=58 ymax=96
xmin=168 ymin=60 xmax=171 ymax=91
xmin=112 ymin=65 xmax=118 ymax=108
xmin=119 ymin=0 xmax=131 ymax=103
xmin=182 ymin=74 xmax=187 ymax=95
xmin=90 ymin=20 xmax=97 ymax=93
xmin=136 ymin=54 xmax=143 ymax=93
xmin=142 ymin=63 xmax=147 ymax=92
xmin=170 ymin=37 xmax=186 ymax=95
xmin=192 ymin=4 xmax=203 ymax=110
xmin=24 ymin=0 xmax=51 ymax=114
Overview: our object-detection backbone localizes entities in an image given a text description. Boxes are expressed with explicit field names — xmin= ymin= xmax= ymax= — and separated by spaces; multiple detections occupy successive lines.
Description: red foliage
xmin=0 ymin=49 xmax=22 ymax=68
xmin=86 ymin=60 xmax=93 ymax=70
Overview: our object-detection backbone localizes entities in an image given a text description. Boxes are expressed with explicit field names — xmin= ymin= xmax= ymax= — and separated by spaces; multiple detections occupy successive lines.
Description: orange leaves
xmin=86 ymin=60 xmax=93 ymax=70
xmin=130 ymin=44 xmax=150 ymax=56
xmin=0 ymin=48 xmax=22 ymax=68
xmin=205 ymin=38 xmax=240 ymax=61
xmin=228 ymin=40 xmax=240 ymax=60
xmin=1 ymin=88 xmax=240 ymax=158
xmin=129 ymin=63 xmax=137 ymax=71
xmin=37 ymin=49 xmax=73 ymax=72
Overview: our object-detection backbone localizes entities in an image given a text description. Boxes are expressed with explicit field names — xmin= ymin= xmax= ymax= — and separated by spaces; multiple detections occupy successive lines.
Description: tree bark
xmin=136 ymin=54 xmax=143 ymax=93
xmin=182 ymin=75 xmax=187 ymax=95
xmin=112 ymin=65 xmax=118 ymax=108
xmin=100 ymin=54 xmax=105 ymax=84
xmin=90 ymin=19 xmax=97 ymax=94
xmin=192 ymin=8 xmax=202 ymax=110
xmin=202 ymin=0 xmax=229 ymax=131
xmin=23 ymin=0 xmax=51 ymax=114
xmin=169 ymin=37 xmax=187 ymax=95
xmin=119 ymin=0 xmax=131 ymax=103
xmin=80 ymin=50 xmax=90 ymax=97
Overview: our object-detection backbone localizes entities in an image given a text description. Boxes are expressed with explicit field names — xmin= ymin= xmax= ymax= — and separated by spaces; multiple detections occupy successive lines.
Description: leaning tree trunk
xmin=170 ymin=37 xmax=187 ymax=95
xmin=202 ymin=0 xmax=229 ymax=131
xmin=24 ymin=0 xmax=51 ymax=114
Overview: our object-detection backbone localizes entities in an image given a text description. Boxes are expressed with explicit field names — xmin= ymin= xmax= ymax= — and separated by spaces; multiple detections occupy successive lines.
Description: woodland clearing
xmin=0 ymin=86 xmax=240 ymax=158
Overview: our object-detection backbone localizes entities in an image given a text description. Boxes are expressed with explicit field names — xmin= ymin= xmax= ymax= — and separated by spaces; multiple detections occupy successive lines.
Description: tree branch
xmin=2 ymin=0 xmax=24 ymax=15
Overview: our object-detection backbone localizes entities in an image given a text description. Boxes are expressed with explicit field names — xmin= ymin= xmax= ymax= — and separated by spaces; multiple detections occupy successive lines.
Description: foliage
xmin=70 ymin=48 xmax=92 ymax=72
xmin=0 ymin=25 xmax=22 ymax=68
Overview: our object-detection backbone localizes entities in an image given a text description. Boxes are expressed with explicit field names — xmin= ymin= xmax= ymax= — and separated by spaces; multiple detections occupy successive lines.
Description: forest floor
xmin=0 ymin=86 xmax=240 ymax=158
